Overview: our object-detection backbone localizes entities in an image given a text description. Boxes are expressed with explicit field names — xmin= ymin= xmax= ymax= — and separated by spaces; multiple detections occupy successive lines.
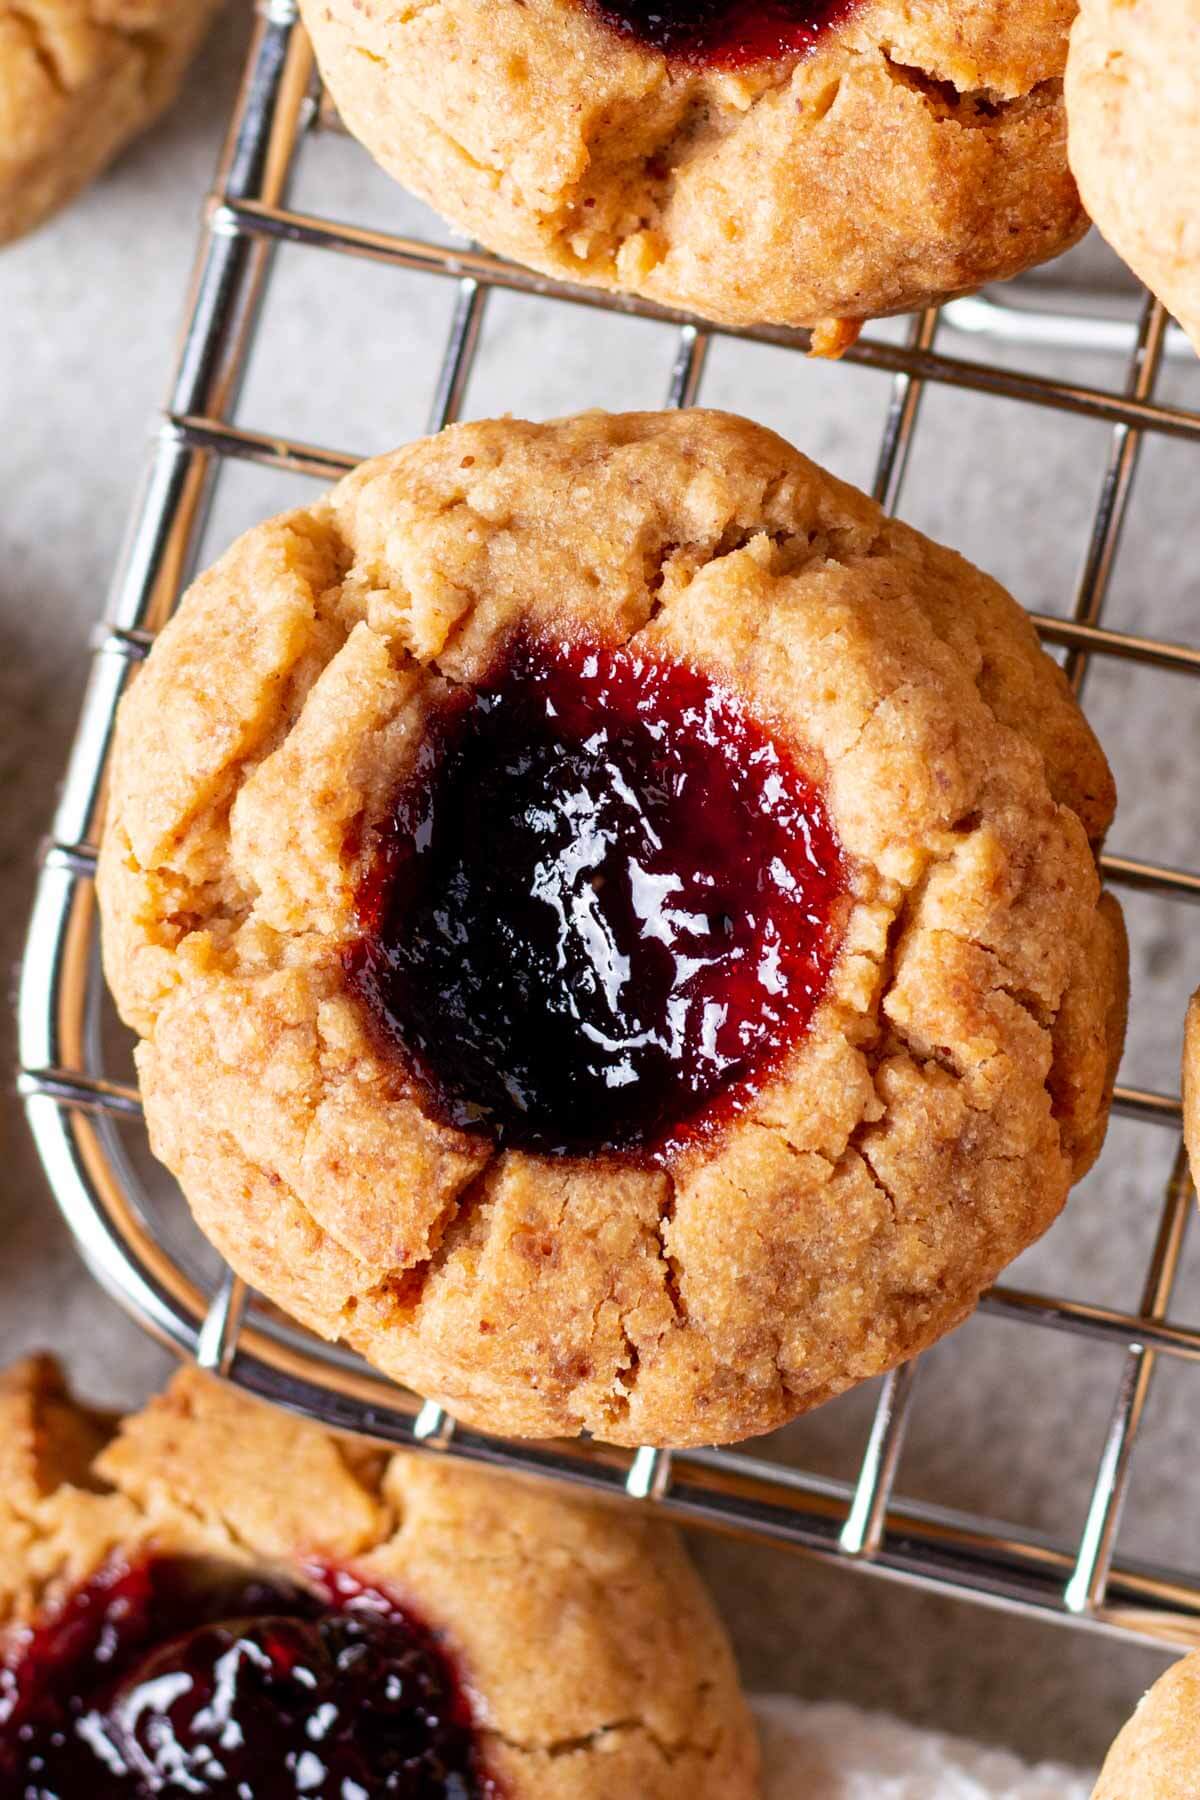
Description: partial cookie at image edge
xmin=0 ymin=0 xmax=223 ymax=246
xmin=1065 ymin=0 xmax=1200 ymax=354
xmin=0 ymin=1354 xmax=761 ymax=1798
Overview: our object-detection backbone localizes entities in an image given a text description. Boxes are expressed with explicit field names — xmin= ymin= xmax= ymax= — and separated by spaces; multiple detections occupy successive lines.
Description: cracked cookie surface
xmin=0 ymin=0 xmax=219 ymax=245
xmin=97 ymin=409 xmax=1128 ymax=1449
xmin=298 ymin=0 xmax=1087 ymax=330
xmin=0 ymin=1357 xmax=760 ymax=1797
xmin=1066 ymin=0 xmax=1200 ymax=355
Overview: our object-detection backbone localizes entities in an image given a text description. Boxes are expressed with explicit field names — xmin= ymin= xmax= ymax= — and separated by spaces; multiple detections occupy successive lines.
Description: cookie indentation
xmin=1 ymin=1555 xmax=496 ymax=1796
xmin=346 ymin=632 xmax=847 ymax=1159
xmin=580 ymin=0 xmax=855 ymax=68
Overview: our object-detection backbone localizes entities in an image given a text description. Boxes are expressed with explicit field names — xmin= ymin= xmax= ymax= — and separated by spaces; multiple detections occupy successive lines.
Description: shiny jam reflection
xmin=346 ymin=632 xmax=848 ymax=1158
xmin=0 ymin=1555 xmax=497 ymax=1797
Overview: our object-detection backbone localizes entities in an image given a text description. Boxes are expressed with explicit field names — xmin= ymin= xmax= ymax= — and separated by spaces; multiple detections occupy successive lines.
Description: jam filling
xmin=346 ymin=633 xmax=847 ymax=1159
xmin=580 ymin=0 xmax=855 ymax=69
xmin=0 ymin=1555 xmax=497 ymax=1797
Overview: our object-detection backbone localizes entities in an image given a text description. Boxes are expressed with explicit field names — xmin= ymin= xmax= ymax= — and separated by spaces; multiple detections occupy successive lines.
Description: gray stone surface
xmin=4 ymin=8 xmax=1200 ymax=1779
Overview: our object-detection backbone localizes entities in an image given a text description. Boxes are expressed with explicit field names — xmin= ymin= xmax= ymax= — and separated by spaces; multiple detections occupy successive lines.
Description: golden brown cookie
xmin=0 ymin=0 xmax=220 ymax=246
xmin=0 ymin=1356 xmax=759 ymax=1796
xmin=1092 ymin=1651 xmax=1200 ymax=1799
xmin=1067 ymin=0 xmax=1200 ymax=355
xmin=97 ymin=409 xmax=1127 ymax=1449
xmin=298 ymin=0 xmax=1088 ymax=332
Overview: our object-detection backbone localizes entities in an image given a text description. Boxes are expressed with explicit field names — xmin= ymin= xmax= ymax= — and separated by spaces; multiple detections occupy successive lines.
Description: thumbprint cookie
xmin=0 ymin=1356 xmax=759 ymax=1796
xmin=298 ymin=0 xmax=1087 ymax=333
xmin=97 ymin=409 xmax=1127 ymax=1448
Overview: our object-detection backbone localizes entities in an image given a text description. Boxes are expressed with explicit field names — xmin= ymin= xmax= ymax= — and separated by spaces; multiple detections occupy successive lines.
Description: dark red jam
xmin=0 ymin=1555 xmax=497 ymax=1798
xmin=346 ymin=633 xmax=847 ymax=1159
xmin=581 ymin=0 xmax=855 ymax=69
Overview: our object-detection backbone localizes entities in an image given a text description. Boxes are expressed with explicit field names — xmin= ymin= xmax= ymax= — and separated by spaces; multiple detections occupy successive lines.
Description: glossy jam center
xmin=580 ymin=0 xmax=855 ymax=69
xmin=346 ymin=634 xmax=847 ymax=1159
xmin=0 ymin=1557 xmax=496 ymax=1797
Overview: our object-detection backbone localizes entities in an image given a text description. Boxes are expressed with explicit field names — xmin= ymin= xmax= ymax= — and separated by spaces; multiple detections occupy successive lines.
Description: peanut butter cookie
xmin=97 ymin=410 xmax=1127 ymax=1449
xmin=0 ymin=1356 xmax=759 ymax=1796
xmin=1092 ymin=1651 xmax=1200 ymax=1799
xmin=1067 ymin=0 xmax=1200 ymax=355
xmin=0 ymin=0 xmax=219 ymax=245
xmin=299 ymin=0 xmax=1087 ymax=332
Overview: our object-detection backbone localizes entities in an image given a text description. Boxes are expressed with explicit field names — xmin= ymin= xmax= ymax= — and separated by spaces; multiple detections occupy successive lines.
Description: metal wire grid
xmin=17 ymin=0 xmax=1200 ymax=1654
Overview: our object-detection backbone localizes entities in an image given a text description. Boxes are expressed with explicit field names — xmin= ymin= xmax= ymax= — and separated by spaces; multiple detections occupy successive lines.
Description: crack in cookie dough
xmin=877 ymin=53 xmax=1064 ymax=124
xmin=299 ymin=0 xmax=1088 ymax=328
xmin=485 ymin=1707 xmax=715 ymax=1765
xmin=98 ymin=411 xmax=1127 ymax=1449
xmin=0 ymin=1359 xmax=759 ymax=1798
xmin=7 ymin=3 xmax=66 ymax=94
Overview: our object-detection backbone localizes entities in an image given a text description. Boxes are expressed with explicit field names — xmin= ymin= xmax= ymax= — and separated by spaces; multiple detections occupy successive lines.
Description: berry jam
xmin=346 ymin=633 xmax=847 ymax=1159
xmin=581 ymin=0 xmax=856 ymax=69
xmin=0 ymin=1556 xmax=496 ymax=1797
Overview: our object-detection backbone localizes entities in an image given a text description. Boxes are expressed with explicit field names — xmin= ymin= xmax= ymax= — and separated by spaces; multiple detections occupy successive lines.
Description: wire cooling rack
xmin=18 ymin=0 xmax=1200 ymax=1654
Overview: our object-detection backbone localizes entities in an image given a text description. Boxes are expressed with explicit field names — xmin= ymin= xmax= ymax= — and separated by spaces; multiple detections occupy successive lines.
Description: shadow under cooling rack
xmin=18 ymin=0 xmax=1200 ymax=1656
